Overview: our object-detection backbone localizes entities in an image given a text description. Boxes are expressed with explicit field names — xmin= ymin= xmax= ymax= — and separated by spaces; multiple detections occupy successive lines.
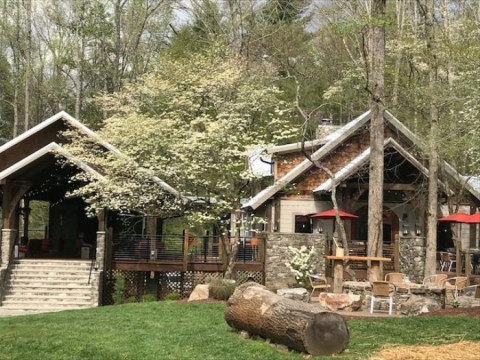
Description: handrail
xmin=87 ymin=255 xmax=95 ymax=285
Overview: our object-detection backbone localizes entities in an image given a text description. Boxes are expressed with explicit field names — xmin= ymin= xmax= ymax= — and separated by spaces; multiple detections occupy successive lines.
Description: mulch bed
xmin=370 ymin=341 xmax=480 ymax=360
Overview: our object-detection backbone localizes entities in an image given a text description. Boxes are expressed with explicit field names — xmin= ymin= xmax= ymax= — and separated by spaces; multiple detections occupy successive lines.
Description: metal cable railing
xmin=112 ymin=234 xmax=262 ymax=264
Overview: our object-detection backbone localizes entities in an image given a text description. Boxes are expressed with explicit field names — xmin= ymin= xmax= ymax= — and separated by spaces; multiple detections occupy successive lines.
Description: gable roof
xmin=314 ymin=138 xmax=429 ymax=193
xmin=0 ymin=112 xmax=179 ymax=196
xmin=242 ymin=110 xmax=372 ymax=210
xmin=243 ymin=110 xmax=480 ymax=210
xmin=0 ymin=142 xmax=101 ymax=181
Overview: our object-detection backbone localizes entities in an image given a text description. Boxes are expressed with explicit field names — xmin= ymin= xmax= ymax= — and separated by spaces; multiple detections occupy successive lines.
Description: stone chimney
xmin=316 ymin=118 xmax=340 ymax=139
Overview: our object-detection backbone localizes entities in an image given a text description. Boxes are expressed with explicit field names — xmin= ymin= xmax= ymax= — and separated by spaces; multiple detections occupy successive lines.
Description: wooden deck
xmin=111 ymin=260 xmax=264 ymax=272
xmin=108 ymin=234 xmax=265 ymax=273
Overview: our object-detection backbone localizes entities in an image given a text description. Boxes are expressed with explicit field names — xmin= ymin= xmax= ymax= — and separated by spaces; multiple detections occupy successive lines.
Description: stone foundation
xmin=1 ymin=229 xmax=17 ymax=268
xmin=264 ymin=233 xmax=326 ymax=290
xmin=399 ymin=236 xmax=426 ymax=283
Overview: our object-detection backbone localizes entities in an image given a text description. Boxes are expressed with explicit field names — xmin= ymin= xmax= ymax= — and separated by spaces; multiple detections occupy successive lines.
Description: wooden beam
xmin=111 ymin=261 xmax=264 ymax=273
xmin=345 ymin=183 xmax=417 ymax=191
xmin=2 ymin=181 xmax=31 ymax=229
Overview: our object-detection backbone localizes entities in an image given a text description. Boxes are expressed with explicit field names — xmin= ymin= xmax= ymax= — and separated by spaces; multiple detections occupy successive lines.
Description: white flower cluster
xmin=284 ymin=245 xmax=316 ymax=288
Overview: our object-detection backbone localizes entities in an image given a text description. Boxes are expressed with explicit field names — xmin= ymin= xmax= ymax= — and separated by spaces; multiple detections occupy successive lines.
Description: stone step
xmin=1 ymin=301 xmax=92 ymax=310
xmin=4 ymin=283 xmax=92 ymax=291
xmin=11 ymin=266 xmax=92 ymax=271
xmin=12 ymin=263 xmax=91 ymax=270
xmin=12 ymin=264 xmax=92 ymax=271
xmin=2 ymin=259 xmax=98 ymax=313
xmin=6 ymin=287 xmax=91 ymax=296
xmin=4 ymin=294 xmax=92 ymax=302
xmin=6 ymin=279 xmax=92 ymax=287
xmin=14 ymin=259 xmax=92 ymax=265
xmin=9 ymin=274 xmax=92 ymax=282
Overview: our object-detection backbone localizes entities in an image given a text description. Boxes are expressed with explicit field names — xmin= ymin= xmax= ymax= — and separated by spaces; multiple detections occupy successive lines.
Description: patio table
xmin=325 ymin=255 xmax=391 ymax=293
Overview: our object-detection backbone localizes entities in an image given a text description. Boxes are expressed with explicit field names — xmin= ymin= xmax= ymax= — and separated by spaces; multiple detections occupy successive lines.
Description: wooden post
xmin=370 ymin=260 xmax=381 ymax=281
xmin=394 ymin=234 xmax=400 ymax=272
xmin=333 ymin=259 xmax=344 ymax=293
xmin=465 ymin=251 xmax=471 ymax=284
xmin=183 ymin=229 xmax=189 ymax=271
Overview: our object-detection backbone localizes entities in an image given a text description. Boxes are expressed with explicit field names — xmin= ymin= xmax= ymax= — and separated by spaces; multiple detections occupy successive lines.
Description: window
xmin=295 ymin=215 xmax=312 ymax=233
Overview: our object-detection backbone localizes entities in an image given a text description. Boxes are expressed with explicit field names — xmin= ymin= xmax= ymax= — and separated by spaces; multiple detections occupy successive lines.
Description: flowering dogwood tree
xmin=63 ymin=46 xmax=297 ymax=240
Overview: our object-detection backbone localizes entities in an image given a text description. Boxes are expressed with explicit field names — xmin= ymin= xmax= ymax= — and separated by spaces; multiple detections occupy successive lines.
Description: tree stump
xmin=224 ymin=282 xmax=349 ymax=356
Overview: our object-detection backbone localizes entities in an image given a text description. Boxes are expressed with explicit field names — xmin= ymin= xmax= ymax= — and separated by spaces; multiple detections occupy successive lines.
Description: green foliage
xmin=163 ymin=292 xmax=181 ymax=301
xmin=208 ymin=278 xmax=237 ymax=300
xmin=284 ymin=246 xmax=316 ymax=288
xmin=112 ymin=273 xmax=126 ymax=305
xmin=140 ymin=294 xmax=157 ymax=303
xmin=63 ymin=46 xmax=297 ymax=225
xmin=450 ymin=299 xmax=461 ymax=308
xmin=125 ymin=296 xmax=137 ymax=304
xmin=1 ymin=303 xmax=480 ymax=359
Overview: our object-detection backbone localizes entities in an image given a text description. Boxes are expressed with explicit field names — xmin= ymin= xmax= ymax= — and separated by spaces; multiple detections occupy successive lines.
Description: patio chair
xmin=440 ymin=252 xmax=456 ymax=272
xmin=308 ymin=274 xmax=330 ymax=300
xmin=423 ymin=274 xmax=448 ymax=287
xmin=442 ymin=276 xmax=468 ymax=299
xmin=384 ymin=272 xmax=407 ymax=287
xmin=370 ymin=281 xmax=396 ymax=315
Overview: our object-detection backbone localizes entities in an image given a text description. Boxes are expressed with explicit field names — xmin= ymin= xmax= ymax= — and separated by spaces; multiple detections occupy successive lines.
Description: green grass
xmin=0 ymin=303 xmax=479 ymax=360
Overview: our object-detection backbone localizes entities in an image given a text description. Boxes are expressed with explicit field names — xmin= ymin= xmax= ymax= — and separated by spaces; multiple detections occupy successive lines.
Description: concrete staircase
xmin=0 ymin=259 xmax=99 ymax=315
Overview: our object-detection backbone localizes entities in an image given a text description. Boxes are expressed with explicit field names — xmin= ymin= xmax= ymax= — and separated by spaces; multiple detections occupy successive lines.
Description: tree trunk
xmin=367 ymin=0 xmax=386 ymax=281
xmin=224 ymin=282 xmax=349 ymax=356
xmin=24 ymin=0 xmax=32 ymax=132
xmin=224 ymin=208 xmax=241 ymax=279
xmin=424 ymin=0 xmax=439 ymax=279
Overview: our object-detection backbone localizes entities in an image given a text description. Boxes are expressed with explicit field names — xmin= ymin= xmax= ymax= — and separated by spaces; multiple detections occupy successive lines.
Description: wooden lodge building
xmin=1 ymin=110 xmax=479 ymax=312
xmin=243 ymin=110 xmax=480 ymax=288
xmin=0 ymin=112 xmax=263 ymax=313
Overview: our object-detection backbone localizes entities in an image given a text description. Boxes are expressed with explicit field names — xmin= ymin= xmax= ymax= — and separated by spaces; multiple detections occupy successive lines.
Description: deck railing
xmin=112 ymin=234 xmax=262 ymax=264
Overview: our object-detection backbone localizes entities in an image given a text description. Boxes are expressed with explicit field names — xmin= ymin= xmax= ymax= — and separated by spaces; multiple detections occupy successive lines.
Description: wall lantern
xmin=402 ymin=213 xmax=409 ymax=235
xmin=415 ymin=223 xmax=422 ymax=236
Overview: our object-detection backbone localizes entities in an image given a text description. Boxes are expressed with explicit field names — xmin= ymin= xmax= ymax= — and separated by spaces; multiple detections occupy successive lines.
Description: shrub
xmin=112 ymin=273 xmax=126 ymax=305
xmin=125 ymin=296 xmax=137 ymax=304
xmin=285 ymin=245 xmax=316 ymax=288
xmin=141 ymin=294 xmax=157 ymax=302
xmin=163 ymin=292 xmax=181 ymax=301
xmin=209 ymin=279 xmax=237 ymax=300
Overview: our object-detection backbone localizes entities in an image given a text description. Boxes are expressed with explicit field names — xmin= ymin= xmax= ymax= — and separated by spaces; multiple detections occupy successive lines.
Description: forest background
xmin=1 ymin=0 xmax=480 ymax=223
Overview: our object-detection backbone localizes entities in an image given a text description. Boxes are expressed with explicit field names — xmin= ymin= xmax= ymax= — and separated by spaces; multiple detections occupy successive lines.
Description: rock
xmin=457 ymin=296 xmax=475 ymax=308
xmin=188 ymin=284 xmax=209 ymax=302
xmin=400 ymin=295 xmax=442 ymax=315
xmin=276 ymin=288 xmax=309 ymax=302
xmin=318 ymin=292 xmax=362 ymax=312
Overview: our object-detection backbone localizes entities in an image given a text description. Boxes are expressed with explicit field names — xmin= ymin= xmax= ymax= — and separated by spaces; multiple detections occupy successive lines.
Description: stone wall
xmin=399 ymin=236 xmax=426 ymax=283
xmin=343 ymin=281 xmax=446 ymax=311
xmin=264 ymin=233 xmax=326 ymax=290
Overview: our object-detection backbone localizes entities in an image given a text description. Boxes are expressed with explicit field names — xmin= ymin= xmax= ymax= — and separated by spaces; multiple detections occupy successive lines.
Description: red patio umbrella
xmin=310 ymin=209 xmax=357 ymax=256
xmin=310 ymin=209 xmax=358 ymax=219
xmin=438 ymin=212 xmax=471 ymax=223
xmin=461 ymin=211 xmax=480 ymax=223
xmin=438 ymin=211 xmax=470 ymax=275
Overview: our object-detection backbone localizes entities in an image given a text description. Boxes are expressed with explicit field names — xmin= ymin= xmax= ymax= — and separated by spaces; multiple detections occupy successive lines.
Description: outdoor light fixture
xmin=415 ymin=224 xmax=422 ymax=236
xmin=402 ymin=213 xmax=409 ymax=235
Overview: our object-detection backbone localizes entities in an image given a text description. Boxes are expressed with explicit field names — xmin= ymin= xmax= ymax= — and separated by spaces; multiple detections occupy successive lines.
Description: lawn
xmin=0 ymin=302 xmax=479 ymax=360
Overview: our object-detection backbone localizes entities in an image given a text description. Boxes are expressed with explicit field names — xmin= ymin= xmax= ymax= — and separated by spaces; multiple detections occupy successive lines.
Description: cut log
xmin=224 ymin=282 xmax=349 ymax=356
